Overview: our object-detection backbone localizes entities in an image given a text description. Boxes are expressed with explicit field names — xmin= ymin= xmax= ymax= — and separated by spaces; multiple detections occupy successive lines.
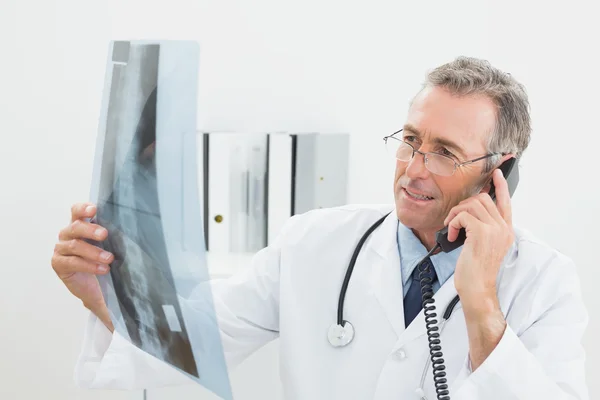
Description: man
xmin=51 ymin=57 xmax=589 ymax=399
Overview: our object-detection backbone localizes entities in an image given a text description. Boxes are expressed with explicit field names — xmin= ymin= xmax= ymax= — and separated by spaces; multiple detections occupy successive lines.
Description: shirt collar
xmin=396 ymin=220 xmax=462 ymax=287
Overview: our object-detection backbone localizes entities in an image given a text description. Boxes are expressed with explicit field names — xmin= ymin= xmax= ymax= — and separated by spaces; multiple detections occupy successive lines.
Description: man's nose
xmin=405 ymin=151 xmax=431 ymax=180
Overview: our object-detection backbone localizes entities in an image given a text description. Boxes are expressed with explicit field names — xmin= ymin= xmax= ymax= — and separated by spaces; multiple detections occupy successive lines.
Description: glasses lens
xmin=386 ymin=138 xmax=413 ymax=161
xmin=426 ymin=154 xmax=456 ymax=176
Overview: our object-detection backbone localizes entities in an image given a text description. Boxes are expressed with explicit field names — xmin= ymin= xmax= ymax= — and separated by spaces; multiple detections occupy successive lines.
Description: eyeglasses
xmin=382 ymin=129 xmax=503 ymax=177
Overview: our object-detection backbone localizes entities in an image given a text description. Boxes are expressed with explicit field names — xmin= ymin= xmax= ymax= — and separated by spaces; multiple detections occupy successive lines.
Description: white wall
xmin=1 ymin=0 xmax=598 ymax=399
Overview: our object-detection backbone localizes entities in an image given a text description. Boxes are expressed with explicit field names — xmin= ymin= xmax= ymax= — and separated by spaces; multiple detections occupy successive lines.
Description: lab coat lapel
xmin=368 ymin=211 xmax=406 ymax=339
xmin=366 ymin=210 xmax=461 ymax=344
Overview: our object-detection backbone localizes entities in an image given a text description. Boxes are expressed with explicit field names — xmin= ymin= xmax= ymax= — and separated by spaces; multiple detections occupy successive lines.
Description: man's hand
xmin=444 ymin=168 xmax=515 ymax=298
xmin=443 ymin=168 xmax=515 ymax=370
xmin=51 ymin=202 xmax=115 ymax=332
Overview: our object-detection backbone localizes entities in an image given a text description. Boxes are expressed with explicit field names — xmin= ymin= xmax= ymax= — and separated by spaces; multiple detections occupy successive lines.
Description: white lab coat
xmin=74 ymin=204 xmax=589 ymax=399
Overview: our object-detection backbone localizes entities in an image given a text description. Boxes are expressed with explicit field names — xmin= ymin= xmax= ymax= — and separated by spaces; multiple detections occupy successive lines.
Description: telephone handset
xmin=435 ymin=157 xmax=520 ymax=252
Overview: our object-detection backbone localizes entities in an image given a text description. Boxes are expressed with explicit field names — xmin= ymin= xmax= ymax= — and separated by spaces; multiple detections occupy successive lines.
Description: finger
xmin=476 ymin=193 xmax=505 ymax=225
xmin=59 ymin=219 xmax=108 ymax=241
xmin=492 ymin=168 xmax=513 ymax=225
xmin=444 ymin=197 xmax=495 ymax=227
xmin=447 ymin=211 xmax=480 ymax=242
xmin=71 ymin=202 xmax=97 ymax=223
xmin=51 ymin=252 xmax=111 ymax=277
xmin=55 ymin=238 xmax=114 ymax=264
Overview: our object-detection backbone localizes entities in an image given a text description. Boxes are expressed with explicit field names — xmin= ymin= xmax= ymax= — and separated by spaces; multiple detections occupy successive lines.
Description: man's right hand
xmin=51 ymin=202 xmax=115 ymax=332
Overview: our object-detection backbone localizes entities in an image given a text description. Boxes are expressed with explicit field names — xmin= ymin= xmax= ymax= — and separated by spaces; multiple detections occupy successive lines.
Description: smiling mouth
xmin=403 ymin=188 xmax=434 ymax=201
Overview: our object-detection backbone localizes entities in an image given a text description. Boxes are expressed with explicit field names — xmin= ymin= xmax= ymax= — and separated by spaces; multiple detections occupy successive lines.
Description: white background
xmin=1 ymin=0 xmax=598 ymax=399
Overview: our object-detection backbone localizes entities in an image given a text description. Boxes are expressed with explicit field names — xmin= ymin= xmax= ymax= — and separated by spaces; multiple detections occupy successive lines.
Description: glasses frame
xmin=382 ymin=129 xmax=504 ymax=176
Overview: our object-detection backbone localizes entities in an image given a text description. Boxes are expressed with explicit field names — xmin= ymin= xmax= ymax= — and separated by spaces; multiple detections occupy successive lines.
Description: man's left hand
xmin=443 ymin=168 xmax=515 ymax=305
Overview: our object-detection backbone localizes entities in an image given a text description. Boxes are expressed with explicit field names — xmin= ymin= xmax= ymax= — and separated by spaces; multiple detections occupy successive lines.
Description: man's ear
xmin=480 ymin=179 xmax=492 ymax=195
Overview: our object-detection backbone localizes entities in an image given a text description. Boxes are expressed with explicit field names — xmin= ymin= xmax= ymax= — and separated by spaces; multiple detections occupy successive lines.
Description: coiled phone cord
xmin=417 ymin=243 xmax=450 ymax=400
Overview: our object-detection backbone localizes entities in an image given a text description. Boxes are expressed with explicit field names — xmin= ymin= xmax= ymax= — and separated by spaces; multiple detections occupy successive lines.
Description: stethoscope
xmin=327 ymin=211 xmax=461 ymax=400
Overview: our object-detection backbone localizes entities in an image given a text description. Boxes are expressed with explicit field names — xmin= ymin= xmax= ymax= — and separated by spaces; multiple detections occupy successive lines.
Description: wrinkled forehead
xmin=406 ymin=86 xmax=496 ymax=158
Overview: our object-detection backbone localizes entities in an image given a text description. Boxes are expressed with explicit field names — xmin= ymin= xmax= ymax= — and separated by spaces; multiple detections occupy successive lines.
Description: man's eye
xmin=440 ymin=148 xmax=456 ymax=158
xmin=404 ymin=135 xmax=417 ymax=142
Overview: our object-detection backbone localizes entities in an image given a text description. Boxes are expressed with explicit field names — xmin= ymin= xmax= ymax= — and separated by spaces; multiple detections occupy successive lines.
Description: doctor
xmin=51 ymin=56 xmax=589 ymax=399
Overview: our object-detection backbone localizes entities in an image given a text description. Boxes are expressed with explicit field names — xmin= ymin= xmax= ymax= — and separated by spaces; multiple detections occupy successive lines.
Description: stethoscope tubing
xmin=337 ymin=212 xmax=390 ymax=326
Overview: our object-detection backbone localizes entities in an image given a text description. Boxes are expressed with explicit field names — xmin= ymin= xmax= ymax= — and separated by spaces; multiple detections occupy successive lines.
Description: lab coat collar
xmin=368 ymin=210 xmax=460 ymax=344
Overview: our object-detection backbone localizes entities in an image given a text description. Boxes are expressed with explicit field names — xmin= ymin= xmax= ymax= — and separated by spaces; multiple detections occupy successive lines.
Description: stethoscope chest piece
xmin=327 ymin=321 xmax=355 ymax=347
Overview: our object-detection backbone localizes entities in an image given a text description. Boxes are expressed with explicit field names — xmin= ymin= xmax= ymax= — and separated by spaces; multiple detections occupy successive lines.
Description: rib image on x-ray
xmin=87 ymin=41 xmax=233 ymax=399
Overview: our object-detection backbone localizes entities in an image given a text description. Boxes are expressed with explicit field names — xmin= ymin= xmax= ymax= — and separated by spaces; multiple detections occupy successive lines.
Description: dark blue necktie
xmin=403 ymin=257 xmax=437 ymax=327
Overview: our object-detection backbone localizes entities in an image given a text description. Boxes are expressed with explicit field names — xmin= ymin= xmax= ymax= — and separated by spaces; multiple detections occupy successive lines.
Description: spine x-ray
xmin=86 ymin=40 xmax=232 ymax=399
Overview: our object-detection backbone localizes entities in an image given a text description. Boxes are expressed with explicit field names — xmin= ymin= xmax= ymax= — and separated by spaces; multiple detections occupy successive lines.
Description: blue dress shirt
xmin=396 ymin=220 xmax=463 ymax=297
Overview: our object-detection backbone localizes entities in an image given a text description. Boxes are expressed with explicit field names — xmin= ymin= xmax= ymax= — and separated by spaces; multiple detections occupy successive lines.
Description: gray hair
xmin=422 ymin=56 xmax=532 ymax=172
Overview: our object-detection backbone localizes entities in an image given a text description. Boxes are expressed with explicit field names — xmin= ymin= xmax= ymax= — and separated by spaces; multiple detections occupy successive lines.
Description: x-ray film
xmin=87 ymin=40 xmax=233 ymax=399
